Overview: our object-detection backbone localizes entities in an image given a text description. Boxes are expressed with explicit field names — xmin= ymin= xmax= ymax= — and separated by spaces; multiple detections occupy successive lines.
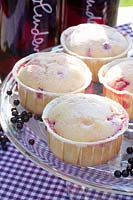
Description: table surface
xmin=0 ymin=23 xmax=133 ymax=200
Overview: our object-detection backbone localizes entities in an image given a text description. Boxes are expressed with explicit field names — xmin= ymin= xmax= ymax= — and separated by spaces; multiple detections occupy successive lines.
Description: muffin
xmin=42 ymin=94 xmax=128 ymax=167
xmin=12 ymin=52 xmax=92 ymax=115
xmin=60 ymin=23 xmax=132 ymax=82
xmin=98 ymin=58 xmax=133 ymax=120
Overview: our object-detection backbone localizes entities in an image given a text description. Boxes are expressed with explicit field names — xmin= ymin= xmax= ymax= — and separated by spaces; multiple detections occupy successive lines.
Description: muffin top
xmin=44 ymin=94 xmax=128 ymax=142
xmin=102 ymin=59 xmax=133 ymax=93
xmin=17 ymin=52 xmax=91 ymax=93
xmin=61 ymin=23 xmax=128 ymax=58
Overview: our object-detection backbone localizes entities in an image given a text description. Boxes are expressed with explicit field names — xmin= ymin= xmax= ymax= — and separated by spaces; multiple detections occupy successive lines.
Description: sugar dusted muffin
xmin=12 ymin=52 xmax=92 ymax=115
xmin=98 ymin=58 xmax=133 ymax=120
xmin=61 ymin=23 xmax=132 ymax=82
xmin=42 ymin=94 xmax=128 ymax=167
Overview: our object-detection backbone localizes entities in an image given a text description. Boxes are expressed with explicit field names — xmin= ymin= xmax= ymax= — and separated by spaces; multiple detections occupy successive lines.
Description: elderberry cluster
xmin=114 ymin=146 xmax=133 ymax=178
xmin=10 ymin=106 xmax=33 ymax=130
xmin=7 ymin=90 xmax=42 ymax=129
xmin=7 ymin=89 xmax=42 ymax=130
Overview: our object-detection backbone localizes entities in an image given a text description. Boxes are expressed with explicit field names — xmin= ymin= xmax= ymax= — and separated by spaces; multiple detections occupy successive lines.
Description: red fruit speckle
xmin=113 ymin=78 xmax=130 ymax=91
xmin=36 ymin=88 xmax=44 ymax=99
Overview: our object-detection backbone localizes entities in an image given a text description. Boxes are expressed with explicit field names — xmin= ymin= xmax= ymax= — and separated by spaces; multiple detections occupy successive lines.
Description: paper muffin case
xmin=12 ymin=52 xmax=92 ymax=115
xmin=42 ymin=94 xmax=129 ymax=167
xmin=46 ymin=130 xmax=122 ymax=167
xmin=61 ymin=27 xmax=132 ymax=82
xmin=18 ymin=85 xmax=54 ymax=115
xmin=98 ymin=58 xmax=133 ymax=120
xmin=83 ymin=58 xmax=113 ymax=82
xmin=103 ymin=88 xmax=133 ymax=120
xmin=18 ymin=85 xmax=86 ymax=116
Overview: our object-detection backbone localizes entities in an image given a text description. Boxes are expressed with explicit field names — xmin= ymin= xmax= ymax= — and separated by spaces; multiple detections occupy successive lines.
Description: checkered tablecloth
xmin=0 ymin=142 xmax=133 ymax=200
xmin=116 ymin=23 xmax=133 ymax=37
xmin=0 ymin=23 xmax=133 ymax=200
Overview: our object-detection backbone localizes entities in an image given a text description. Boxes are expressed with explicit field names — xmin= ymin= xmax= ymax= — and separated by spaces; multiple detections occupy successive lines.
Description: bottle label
xmin=85 ymin=0 xmax=106 ymax=24
xmin=62 ymin=0 xmax=109 ymax=30
xmin=85 ymin=0 xmax=95 ymax=18
xmin=31 ymin=0 xmax=53 ymax=52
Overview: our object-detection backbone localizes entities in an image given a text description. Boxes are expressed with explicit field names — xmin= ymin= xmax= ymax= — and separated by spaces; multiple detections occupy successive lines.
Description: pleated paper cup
xmin=12 ymin=52 xmax=92 ymax=115
xmin=98 ymin=58 xmax=133 ymax=120
xmin=42 ymin=94 xmax=128 ymax=167
xmin=61 ymin=25 xmax=132 ymax=82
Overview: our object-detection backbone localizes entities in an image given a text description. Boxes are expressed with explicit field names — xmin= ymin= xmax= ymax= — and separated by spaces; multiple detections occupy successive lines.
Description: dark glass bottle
xmin=106 ymin=0 xmax=120 ymax=26
xmin=0 ymin=0 xmax=58 ymax=79
xmin=60 ymin=0 xmax=120 ymax=32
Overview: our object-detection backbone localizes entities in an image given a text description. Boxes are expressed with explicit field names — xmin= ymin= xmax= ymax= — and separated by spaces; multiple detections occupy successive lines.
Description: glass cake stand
xmin=0 ymin=46 xmax=133 ymax=196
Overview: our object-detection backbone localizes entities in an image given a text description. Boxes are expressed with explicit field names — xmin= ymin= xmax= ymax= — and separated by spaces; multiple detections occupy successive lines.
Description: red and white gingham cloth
xmin=0 ymin=23 xmax=133 ymax=200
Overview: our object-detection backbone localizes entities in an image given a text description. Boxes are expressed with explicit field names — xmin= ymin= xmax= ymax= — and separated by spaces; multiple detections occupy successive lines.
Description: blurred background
xmin=117 ymin=0 xmax=133 ymax=25
xmin=120 ymin=0 xmax=132 ymax=6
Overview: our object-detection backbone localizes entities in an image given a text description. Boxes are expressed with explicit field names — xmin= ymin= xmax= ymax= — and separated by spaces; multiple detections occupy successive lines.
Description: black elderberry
xmin=0 ymin=134 xmax=4 ymax=142
xmin=34 ymin=115 xmax=42 ymax=121
xmin=0 ymin=125 xmax=3 ymax=132
xmin=128 ymin=158 xmax=133 ymax=165
xmin=23 ymin=115 xmax=29 ymax=123
xmin=7 ymin=90 xmax=12 ymax=95
xmin=17 ymin=114 xmax=22 ymax=119
xmin=39 ymin=117 xmax=43 ymax=122
xmin=27 ymin=112 xmax=32 ymax=118
xmin=12 ymin=110 xmax=18 ymax=116
xmin=2 ymin=143 xmax=8 ymax=151
xmin=11 ymin=107 xmax=17 ymax=112
xmin=29 ymin=139 xmax=35 ymax=145
xmin=114 ymin=170 xmax=121 ymax=178
xmin=13 ymin=99 xmax=20 ymax=106
xmin=126 ymin=165 xmax=132 ymax=172
xmin=11 ymin=116 xmax=18 ymax=123
xmin=126 ymin=147 xmax=133 ymax=154
xmin=17 ymin=117 xmax=24 ymax=124
xmin=0 ymin=135 xmax=7 ymax=145
xmin=131 ymin=164 xmax=133 ymax=170
xmin=0 ymin=134 xmax=9 ymax=143
xmin=21 ymin=111 xmax=27 ymax=117
xmin=5 ymin=136 xmax=10 ymax=142
xmin=17 ymin=122 xmax=23 ymax=129
xmin=130 ymin=170 xmax=133 ymax=176
xmin=34 ymin=115 xmax=40 ymax=120
xmin=121 ymin=169 xmax=129 ymax=177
